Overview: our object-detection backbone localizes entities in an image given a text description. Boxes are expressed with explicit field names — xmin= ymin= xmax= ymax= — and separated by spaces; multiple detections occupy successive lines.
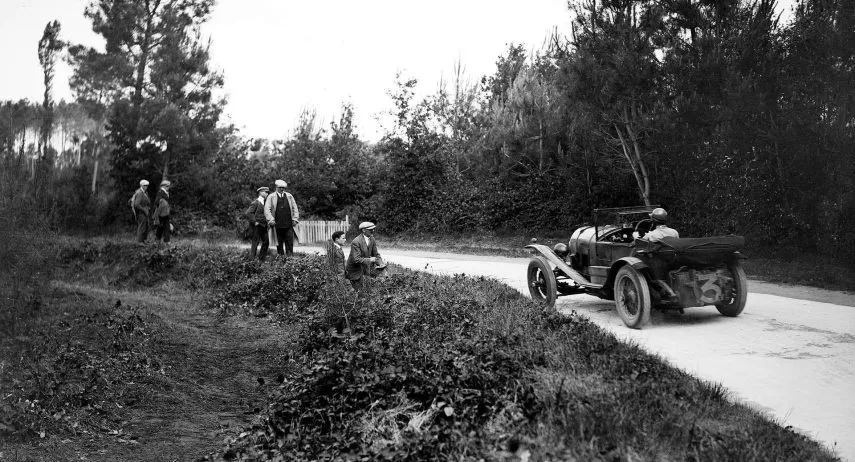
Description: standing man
xmin=153 ymin=180 xmax=172 ymax=243
xmin=326 ymin=231 xmax=347 ymax=279
xmin=130 ymin=179 xmax=151 ymax=242
xmin=345 ymin=222 xmax=385 ymax=291
xmin=264 ymin=179 xmax=299 ymax=257
xmin=246 ymin=186 xmax=270 ymax=260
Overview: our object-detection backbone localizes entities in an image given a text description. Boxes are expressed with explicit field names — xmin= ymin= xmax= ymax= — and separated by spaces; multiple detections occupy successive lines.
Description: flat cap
xmin=139 ymin=179 xmax=149 ymax=186
xmin=160 ymin=180 xmax=171 ymax=187
xmin=257 ymin=186 xmax=269 ymax=193
xmin=359 ymin=221 xmax=376 ymax=230
xmin=275 ymin=179 xmax=287 ymax=188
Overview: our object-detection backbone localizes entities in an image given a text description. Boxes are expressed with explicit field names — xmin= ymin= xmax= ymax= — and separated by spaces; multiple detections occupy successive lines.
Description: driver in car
xmin=642 ymin=208 xmax=680 ymax=241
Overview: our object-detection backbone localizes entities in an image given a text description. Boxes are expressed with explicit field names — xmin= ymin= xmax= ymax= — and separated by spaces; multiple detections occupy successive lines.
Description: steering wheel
xmin=634 ymin=219 xmax=654 ymax=239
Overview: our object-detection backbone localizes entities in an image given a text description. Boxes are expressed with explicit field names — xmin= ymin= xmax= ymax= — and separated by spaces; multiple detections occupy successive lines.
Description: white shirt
xmin=645 ymin=225 xmax=679 ymax=242
xmin=256 ymin=197 xmax=264 ymax=205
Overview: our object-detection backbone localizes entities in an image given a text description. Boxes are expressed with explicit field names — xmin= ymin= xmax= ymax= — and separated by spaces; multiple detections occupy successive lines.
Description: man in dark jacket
xmin=325 ymin=230 xmax=347 ymax=279
xmin=131 ymin=179 xmax=151 ymax=242
xmin=345 ymin=222 xmax=385 ymax=290
xmin=153 ymin=180 xmax=172 ymax=243
xmin=245 ymin=186 xmax=270 ymax=260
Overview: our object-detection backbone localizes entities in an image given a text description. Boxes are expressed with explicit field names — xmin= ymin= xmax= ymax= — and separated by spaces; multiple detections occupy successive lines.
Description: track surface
xmin=300 ymin=244 xmax=855 ymax=461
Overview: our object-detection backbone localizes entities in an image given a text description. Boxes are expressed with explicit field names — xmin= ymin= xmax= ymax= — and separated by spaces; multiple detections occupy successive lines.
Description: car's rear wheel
xmin=527 ymin=257 xmax=557 ymax=309
xmin=715 ymin=261 xmax=748 ymax=317
xmin=614 ymin=265 xmax=651 ymax=329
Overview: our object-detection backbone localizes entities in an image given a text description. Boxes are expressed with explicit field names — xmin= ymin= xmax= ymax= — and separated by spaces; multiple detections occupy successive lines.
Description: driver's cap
xmin=650 ymin=208 xmax=668 ymax=223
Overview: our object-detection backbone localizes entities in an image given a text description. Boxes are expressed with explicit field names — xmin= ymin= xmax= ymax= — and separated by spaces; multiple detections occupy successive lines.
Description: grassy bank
xmin=378 ymin=232 xmax=855 ymax=292
xmin=202 ymin=248 xmax=837 ymax=460
xmin=1 ymin=238 xmax=840 ymax=461
xmin=0 ymin=239 xmax=296 ymax=460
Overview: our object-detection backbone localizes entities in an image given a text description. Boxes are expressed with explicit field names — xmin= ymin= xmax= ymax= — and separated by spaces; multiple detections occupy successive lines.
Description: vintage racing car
xmin=526 ymin=206 xmax=748 ymax=328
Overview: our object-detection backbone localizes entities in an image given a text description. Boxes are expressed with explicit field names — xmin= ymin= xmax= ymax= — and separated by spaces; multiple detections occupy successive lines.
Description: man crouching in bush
xmin=345 ymin=222 xmax=386 ymax=291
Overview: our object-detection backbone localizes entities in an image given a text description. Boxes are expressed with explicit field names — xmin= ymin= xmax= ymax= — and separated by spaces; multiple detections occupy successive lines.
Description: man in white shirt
xmin=263 ymin=179 xmax=299 ymax=257
xmin=643 ymin=208 xmax=679 ymax=242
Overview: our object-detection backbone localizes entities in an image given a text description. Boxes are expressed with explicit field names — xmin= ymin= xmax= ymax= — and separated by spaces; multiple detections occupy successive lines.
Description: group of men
xmin=131 ymin=179 xmax=173 ymax=243
xmin=133 ymin=178 xmax=676 ymax=290
xmin=245 ymin=179 xmax=300 ymax=260
xmin=242 ymin=179 xmax=385 ymax=289
xmin=326 ymin=222 xmax=386 ymax=290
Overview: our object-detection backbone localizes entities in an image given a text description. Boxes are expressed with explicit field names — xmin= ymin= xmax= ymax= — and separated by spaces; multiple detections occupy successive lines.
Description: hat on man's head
xmin=649 ymin=208 xmax=668 ymax=223
xmin=160 ymin=180 xmax=171 ymax=187
xmin=359 ymin=221 xmax=376 ymax=230
xmin=257 ymin=186 xmax=269 ymax=193
xmin=139 ymin=179 xmax=149 ymax=186
xmin=275 ymin=179 xmax=287 ymax=188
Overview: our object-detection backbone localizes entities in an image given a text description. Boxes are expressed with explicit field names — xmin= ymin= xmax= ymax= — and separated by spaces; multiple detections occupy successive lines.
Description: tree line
xmin=1 ymin=0 xmax=852 ymax=262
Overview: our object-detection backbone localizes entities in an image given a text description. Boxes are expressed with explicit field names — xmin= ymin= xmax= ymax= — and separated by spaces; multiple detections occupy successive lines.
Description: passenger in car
xmin=644 ymin=208 xmax=680 ymax=241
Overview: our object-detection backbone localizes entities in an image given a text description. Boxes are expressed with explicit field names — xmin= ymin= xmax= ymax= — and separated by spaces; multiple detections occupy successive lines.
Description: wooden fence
xmin=296 ymin=216 xmax=349 ymax=244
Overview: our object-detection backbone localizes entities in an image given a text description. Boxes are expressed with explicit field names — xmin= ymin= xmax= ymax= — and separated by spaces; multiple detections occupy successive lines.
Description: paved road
xmin=298 ymin=244 xmax=855 ymax=461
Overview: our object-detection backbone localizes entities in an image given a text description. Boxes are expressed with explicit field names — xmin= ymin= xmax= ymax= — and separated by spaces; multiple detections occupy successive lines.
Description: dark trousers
xmin=250 ymin=224 xmax=269 ymax=260
xmin=155 ymin=215 xmax=171 ymax=243
xmin=135 ymin=212 xmax=150 ymax=242
xmin=275 ymin=227 xmax=294 ymax=256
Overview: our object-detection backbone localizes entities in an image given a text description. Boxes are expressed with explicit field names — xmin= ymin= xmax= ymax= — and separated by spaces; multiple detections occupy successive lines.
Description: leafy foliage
xmin=0 ymin=305 xmax=161 ymax=441
xmin=193 ymin=251 xmax=834 ymax=461
xmin=5 ymin=239 xmax=837 ymax=460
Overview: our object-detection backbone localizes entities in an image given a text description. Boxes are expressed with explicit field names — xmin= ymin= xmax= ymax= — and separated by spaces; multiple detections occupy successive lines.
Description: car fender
xmin=606 ymin=257 xmax=652 ymax=290
xmin=525 ymin=244 xmax=602 ymax=289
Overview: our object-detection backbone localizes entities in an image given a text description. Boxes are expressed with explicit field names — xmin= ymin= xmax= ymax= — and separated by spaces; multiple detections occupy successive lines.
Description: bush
xmin=38 ymin=239 xmax=835 ymax=460
xmin=0 ymin=306 xmax=161 ymax=440
xmin=204 ymin=262 xmax=834 ymax=461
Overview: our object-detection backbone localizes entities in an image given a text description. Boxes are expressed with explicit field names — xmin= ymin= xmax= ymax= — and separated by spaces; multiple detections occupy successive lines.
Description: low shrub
xmin=0 ymin=304 xmax=162 ymax=440
xmin=41 ymin=239 xmax=837 ymax=460
xmin=207 ymin=267 xmax=835 ymax=461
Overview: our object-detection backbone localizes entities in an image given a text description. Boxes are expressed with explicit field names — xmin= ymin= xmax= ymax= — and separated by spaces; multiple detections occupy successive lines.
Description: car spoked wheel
xmin=614 ymin=266 xmax=651 ymax=329
xmin=527 ymin=257 xmax=557 ymax=309
xmin=715 ymin=261 xmax=748 ymax=317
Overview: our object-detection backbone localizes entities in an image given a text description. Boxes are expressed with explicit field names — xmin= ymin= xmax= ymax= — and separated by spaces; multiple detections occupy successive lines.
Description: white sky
xmin=1 ymin=0 xmax=796 ymax=142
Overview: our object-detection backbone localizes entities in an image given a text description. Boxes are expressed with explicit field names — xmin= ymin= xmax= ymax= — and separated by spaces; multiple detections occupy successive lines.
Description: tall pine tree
xmin=68 ymin=0 xmax=223 ymax=191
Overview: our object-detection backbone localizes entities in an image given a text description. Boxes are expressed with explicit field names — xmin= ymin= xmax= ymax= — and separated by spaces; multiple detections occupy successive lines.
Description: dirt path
xmin=3 ymin=282 xmax=293 ymax=461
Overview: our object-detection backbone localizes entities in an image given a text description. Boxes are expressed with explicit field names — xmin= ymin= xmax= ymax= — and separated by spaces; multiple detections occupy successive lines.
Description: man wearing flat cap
xmin=346 ymin=221 xmax=385 ymax=290
xmin=245 ymin=186 xmax=270 ymax=260
xmin=130 ymin=179 xmax=151 ymax=242
xmin=264 ymin=179 xmax=300 ymax=257
xmin=153 ymin=180 xmax=172 ymax=243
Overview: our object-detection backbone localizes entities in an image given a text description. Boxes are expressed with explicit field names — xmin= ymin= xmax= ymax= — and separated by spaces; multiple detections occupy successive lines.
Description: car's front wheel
xmin=527 ymin=257 xmax=557 ymax=309
xmin=715 ymin=261 xmax=748 ymax=317
xmin=614 ymin=265 xmax=651 ymax=329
